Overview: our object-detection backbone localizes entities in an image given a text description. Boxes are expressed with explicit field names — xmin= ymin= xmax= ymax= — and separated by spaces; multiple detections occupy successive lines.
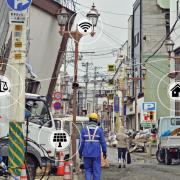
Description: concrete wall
xmin=29 ymin=5 xmax=62 ymax=96
xmin=142 ymin=0 xmax=170 ymax=119
xmin=170 ymin=0 xmax=180 ymax=50
xmin=170 ymin=0 xmax=180 ymax=116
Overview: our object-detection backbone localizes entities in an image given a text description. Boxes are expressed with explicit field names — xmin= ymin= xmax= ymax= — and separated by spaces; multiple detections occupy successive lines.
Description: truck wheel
xmin=165 ymin=150 xmax=172 ymax=165
xmin=26 ymin=155 xmax=38 ymax=180
xmin=156 ymin=150 xmax=165 ymax=163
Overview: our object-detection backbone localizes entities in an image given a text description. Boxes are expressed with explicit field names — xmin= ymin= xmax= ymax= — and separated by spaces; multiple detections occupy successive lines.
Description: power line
xmin=144 ymin=18 xmax=179 ymax=64
xmin=103 ymin=21 xmax=167 ymax=30
xmin=74 ymin=1 xmax=175 ymax=18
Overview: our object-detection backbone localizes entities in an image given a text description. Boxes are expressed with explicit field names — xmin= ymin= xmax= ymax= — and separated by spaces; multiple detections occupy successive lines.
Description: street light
xmin=165 ymin=38 xmax=175 ymax=56
xmin=141 ymin=67 xmax=147 ymax=78
xmin=86 ymin=3 xmax=100 ymax=27
xmin=57 ymin=4 xmax=99 ymax=170
xmin=57 ymin=8 xmax=69 ymax=34
xmin=126 ymin=66 xmax=132 ymax=78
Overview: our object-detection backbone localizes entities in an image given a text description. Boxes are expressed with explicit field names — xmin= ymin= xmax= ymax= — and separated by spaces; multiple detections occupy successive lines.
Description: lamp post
xmin=126 ymin=65 xmax=146 ymax=131
xmin=165 ymin=38 xmax=175 ymax=58
xmin=57 ymin=4 xmax=100 ymax=169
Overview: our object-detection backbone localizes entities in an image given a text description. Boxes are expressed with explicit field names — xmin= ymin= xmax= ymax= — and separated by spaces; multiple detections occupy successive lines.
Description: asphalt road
xmin=99 ymin=147 xmax=180 ymax=180
xmin=37 ymin=147 xmax=180 ymax=180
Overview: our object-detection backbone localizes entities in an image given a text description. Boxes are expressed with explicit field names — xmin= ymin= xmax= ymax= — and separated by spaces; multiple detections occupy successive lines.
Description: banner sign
xmin=114 ymin=95 xmax=119 ymax=113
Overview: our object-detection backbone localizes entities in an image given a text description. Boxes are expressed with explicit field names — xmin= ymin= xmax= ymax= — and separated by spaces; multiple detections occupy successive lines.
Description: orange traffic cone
xmin=20 ymin=164 xmax=27 ymax=180
xmin=56 ymin=152 xmax=65 ymax=176
xmin=63 ymin=161 xmax=72 ymax=180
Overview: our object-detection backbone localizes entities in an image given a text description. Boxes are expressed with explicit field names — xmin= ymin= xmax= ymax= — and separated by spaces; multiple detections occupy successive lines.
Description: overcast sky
xmin=66 ymin=0 xmax=135 ymax=83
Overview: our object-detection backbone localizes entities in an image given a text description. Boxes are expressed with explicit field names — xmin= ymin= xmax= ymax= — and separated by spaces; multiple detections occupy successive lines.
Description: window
xmin=134 ymin=32 xmax=139 ymax=47
xmin=171 ymin=118 xmax=180 ymax=126
xmin=25 ymin=99 xmax=51 ymax=127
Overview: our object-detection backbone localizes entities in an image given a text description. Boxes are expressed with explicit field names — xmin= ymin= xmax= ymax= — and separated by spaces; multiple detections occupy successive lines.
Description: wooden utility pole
xmin=93 ymin=67 xmax=98 ymax=112
xmin=71 ymin=31 xmax=82 ymax=168
xmin=127 ymin=78 xmax=144 ymax=131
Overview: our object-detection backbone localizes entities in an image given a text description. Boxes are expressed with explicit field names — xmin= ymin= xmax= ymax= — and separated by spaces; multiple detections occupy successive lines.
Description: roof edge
xmin=32 ymin=0 xmax=75 ymax=17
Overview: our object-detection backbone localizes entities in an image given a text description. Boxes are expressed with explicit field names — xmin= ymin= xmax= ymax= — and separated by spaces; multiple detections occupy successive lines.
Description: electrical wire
xmin=75 ymin=1 xmax=173 ymax=18
xmin=144 ymin=18 xmax=179 ymax=64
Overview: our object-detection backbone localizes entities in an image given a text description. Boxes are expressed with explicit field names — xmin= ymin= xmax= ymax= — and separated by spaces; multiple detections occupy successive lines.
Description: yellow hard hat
xmin=89 ymin=113 xmax=99 ymax=121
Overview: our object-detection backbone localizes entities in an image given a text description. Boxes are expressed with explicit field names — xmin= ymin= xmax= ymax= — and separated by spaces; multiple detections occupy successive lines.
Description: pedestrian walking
xmin=79 ymin=113 xmax=107 ymax=180
xmin=116 ymin=126 xmax=129 ymax=168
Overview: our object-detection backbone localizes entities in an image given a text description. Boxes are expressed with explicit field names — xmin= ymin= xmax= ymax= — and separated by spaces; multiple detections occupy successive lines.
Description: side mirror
xmin=38 ymin=120 xmax=44 ymax=129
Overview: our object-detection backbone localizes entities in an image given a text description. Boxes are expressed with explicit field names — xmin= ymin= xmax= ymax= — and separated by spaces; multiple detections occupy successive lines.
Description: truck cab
xmin=156 ymin=117 xmax=180 ymax=165
xmin=0 ymin=93 xmax=60 ymax=178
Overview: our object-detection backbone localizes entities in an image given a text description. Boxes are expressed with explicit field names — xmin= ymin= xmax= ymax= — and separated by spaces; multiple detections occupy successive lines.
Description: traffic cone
xmin=56 ymin=151 xmax=65 ymax=176
xmin=63 ymin=161 xmax=72 ymax=180
xmin=20 ymin=164 xmax=27 ymax=180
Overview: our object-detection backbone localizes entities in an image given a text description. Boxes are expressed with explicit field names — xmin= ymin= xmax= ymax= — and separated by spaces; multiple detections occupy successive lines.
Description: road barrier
xmin=56 ymin=152 xmax=65 ymax=176
xmin=20 ymin=164 xmax=27 ymax=180
xmin=63 ymin=161 xmax=72 ymax=180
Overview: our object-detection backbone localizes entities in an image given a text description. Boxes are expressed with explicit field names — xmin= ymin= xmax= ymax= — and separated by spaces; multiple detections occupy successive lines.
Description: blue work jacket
xmin=79 ymin=122 xmax=107 ymax=157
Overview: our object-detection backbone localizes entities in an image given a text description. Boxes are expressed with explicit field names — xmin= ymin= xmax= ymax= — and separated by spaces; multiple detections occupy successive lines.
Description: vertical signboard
xmin=114 ymin=95 xmax=119 ymax=113
xmin=141 ymin=102 xmax=157 ymax=127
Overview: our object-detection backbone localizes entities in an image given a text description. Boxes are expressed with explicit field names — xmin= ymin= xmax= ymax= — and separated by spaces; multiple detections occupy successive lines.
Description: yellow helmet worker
xmin=89 ymin=113 xmax=99 ymax=121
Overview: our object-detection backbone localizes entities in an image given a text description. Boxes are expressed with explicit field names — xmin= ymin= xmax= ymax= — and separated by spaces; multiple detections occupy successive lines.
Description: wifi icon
xmin=78 ymin=19 xmax=93 ymax=35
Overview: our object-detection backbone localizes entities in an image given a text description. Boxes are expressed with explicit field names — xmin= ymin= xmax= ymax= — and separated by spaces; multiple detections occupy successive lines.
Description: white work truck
xmin=0 ymin=93 xmax=62 ymax=179
xmin=156 ymin=117 xmax=180 ymax=165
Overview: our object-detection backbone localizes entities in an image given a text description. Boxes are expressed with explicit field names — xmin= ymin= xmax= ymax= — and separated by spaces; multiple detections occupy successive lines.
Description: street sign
xmin=9 ymin=11 xmax=26 ymax=24
xmin=53 ymin=92 xmax=62 ymax=101
xmin=10 ymin=12 xmax=27 ymax=63
xmin=114 ymin=95 xmax=119 ymax=113
xmin=141 ymin=102 xmax=157 ymax=126
xmin=108 ymin=64 xmax=116 ymax=72
xmin=143 ymin=102 xmax=156 ymax=111
xmin=6 ymin=0 xmax=32 ymax=11
xmin=53 ymin=102 xmax=62 ymax=110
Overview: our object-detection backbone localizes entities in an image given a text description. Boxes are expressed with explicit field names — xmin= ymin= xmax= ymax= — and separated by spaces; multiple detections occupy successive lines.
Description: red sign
xmin=53 ymin=102 xmax=62 ymax=110
xmin=53 ymin=92 xmax=62 ymax=101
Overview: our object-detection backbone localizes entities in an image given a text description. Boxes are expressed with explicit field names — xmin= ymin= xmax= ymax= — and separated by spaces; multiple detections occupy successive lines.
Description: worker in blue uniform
xmin=79 ymin=113 xmax=107 ymax=180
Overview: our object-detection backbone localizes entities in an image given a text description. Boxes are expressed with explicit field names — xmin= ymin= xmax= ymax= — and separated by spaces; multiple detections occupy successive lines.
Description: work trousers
xmin=84 ymin=157 xmax=101 ymax=180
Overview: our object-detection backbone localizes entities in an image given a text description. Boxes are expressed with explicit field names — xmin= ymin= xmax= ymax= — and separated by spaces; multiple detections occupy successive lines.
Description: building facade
xmin=170 ymin=0 xmax=180 ymax=116
xmin=126 ymin=0 xmax=170 ymax=130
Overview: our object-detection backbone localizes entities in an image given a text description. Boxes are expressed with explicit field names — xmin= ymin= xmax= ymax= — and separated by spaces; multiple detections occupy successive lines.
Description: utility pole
xmin=8 ymin=11 xmax=28 ymax=177
xmin=134 ymin=79 xmax=138 ymax=130
xmin=93 ymin=67 xmax=98 ymax=112
xmin=82 ymin=62 xmax=93 ymax=113
xmin=84 ymin=63 xmax=88 ymax=112
xmin=57 ymin=3 xmax=100 ymax=170
xmin=126 ymin=66 xmax=146 ymax=131
xmin=63 ymin=51 xmax=67 ymax=115
xmin=72 ymin=32 xmax=82 ymax=168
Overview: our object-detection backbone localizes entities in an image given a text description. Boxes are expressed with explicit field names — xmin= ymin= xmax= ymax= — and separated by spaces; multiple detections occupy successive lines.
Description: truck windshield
xmin=171 ymin=118 xmax=180 ymax=126
xmin=25 ymin=99 xmax=51 ymax=127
